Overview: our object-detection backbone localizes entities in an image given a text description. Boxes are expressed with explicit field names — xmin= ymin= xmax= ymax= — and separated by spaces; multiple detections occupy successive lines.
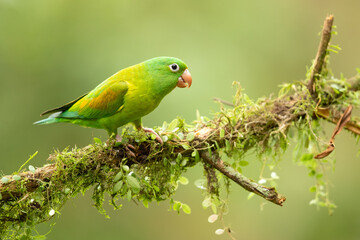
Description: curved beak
xmin=177 ymin=69 xmax=192 ymax=88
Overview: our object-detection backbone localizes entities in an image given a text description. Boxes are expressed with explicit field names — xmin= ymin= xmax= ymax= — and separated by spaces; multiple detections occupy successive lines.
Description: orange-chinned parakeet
xmin=34 ymin=57 xmax=192 ymax=142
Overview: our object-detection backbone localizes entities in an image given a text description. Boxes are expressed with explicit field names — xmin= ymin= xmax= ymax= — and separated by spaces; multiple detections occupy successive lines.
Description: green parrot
xmin=34 ymin=57 xmax=192 ymax=143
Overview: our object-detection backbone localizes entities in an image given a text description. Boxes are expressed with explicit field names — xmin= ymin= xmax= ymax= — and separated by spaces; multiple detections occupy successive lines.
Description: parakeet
xmin=34 ymin=57 xmax=192 ymax=142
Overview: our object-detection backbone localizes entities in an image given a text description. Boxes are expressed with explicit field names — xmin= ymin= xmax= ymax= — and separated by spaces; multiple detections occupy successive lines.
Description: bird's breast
xmin=122 ymin=82 xmax=160 ymax=118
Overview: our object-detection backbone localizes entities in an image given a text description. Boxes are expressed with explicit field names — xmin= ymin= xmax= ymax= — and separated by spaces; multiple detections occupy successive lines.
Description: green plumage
xmin=35 ymin=57 xmax=189 ymax=136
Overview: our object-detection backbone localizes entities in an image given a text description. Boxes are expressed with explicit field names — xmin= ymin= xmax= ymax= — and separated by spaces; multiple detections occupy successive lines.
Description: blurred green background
xmin=1 ymin=0 xmax=360 ymax=239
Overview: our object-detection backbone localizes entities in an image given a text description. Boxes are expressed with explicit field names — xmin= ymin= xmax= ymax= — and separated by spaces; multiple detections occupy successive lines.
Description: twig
xmin=200 ymin=151 xmax=286 ymax=206
xmin=307 ymin=15 xmax=334 ymax=97
xmin=316 ymin=107 xmax=360 ymax=135
xmin=213 ymin=97 xmax=235 ymax=107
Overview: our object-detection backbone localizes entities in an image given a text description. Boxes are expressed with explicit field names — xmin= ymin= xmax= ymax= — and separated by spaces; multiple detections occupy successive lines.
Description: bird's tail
xmin=34 ymin=112 xmax=61 ymax=125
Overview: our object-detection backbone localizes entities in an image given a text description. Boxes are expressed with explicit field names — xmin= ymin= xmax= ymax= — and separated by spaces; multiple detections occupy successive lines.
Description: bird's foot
xmin=114 ymin=135 xmax=136 ymax=158
xmin=143 ymin=127 xmax=163 ymax=144
xmin=125 ymin=144 xmax=136 ymax=158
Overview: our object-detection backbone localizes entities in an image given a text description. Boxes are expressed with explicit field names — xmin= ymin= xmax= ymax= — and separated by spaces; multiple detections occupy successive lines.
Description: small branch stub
xmin=307 ymin=15 xmax=334 ymax=97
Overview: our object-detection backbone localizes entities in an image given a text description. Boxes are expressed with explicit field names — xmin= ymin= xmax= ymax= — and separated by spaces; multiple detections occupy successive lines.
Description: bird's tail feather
xmin=34 ymin=112 xmax=62 ymax=125
xmin=33 ymin=118 xmax=59 ymax=125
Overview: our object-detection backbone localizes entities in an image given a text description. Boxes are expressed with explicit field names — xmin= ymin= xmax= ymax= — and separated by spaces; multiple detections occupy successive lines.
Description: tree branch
xmin=2 ymin=72 xmax=360 ymax=205
xmin=200 ymin=151 xmax=286 ymax=206
xmin=307 ymin=15 xmax=334 ymax=97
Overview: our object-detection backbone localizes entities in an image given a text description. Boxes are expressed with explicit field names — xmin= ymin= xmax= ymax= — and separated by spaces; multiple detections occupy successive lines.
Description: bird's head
xmin=143 ymin=57 xmax=192 ymax=92
xmin=167 ymin=59 xmax=192 ymax=88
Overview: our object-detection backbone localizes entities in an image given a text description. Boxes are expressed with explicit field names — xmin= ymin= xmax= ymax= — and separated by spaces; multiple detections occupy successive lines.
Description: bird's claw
xmin=125 ymin=144 xmax=136 ymax=158
xmin=114 ymin=135 xmax=136 ymax=157
xmin=143 ymin=127 xmax=163 ymax=144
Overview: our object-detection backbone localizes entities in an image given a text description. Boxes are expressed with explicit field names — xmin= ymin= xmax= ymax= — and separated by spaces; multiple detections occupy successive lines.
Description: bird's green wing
xmin=59 ymin=80 xmax=128 ymax=119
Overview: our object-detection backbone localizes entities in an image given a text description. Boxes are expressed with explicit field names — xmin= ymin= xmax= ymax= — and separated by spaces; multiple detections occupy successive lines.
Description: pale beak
xmin=177 ymin=69 xmax=192 ymax=88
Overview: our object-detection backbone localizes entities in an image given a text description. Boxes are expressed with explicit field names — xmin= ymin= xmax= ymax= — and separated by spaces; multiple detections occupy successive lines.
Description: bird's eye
xmin=169 ymin=63 xmax=180 ymax=72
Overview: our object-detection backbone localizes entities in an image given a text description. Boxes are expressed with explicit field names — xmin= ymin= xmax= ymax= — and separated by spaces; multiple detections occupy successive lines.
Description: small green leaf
xmin=122 ymin=165 xmax=130 ymax=172
xmin=208 ymin=214 xmax=218 ymax=223
xmin=247 ymin=192 xmax=255 ymax=200
xmin=162 ymin=135 xmax=169 ymax=142
xmin=127 ymin=190 xmax=132 ymax=201
xmin=13 ymin=175 xmax=21 ymax=181
xmin=280 ymin=138 xmax=288 ymax=151
xmin=181 ymin=143 xmax=190 ymax=150
xmin=220 ymin=129 xmax=225 ymax=138
xmin=168 ymin=119 xmax=179 ymax=131
xmin=195 ymin=152 xmax=200 ymax=162
xmin=202 ymin=197 xmax=212 ymax=208
xmin=127 ymin=175 xmax=140 ymax=193
xmin=142 ymin=199 xmax=149 ymax=208
xmin=301 ymin=153 xmax=314 ymax=161
xmin=308 ymin=170 xmax=316 ymax=177
xmin=194 ymin=179 xmax=206 ymax=190
xmin=176 ymin=153 xmax=182 ymax=163
xmin=113 ymin=171 xmax=123 ymax=182
xmin=191 ymin=150 xmax=196 ymax=157
xmin=316 ymin=173 xmax=323 ymax=179
xmin=181 ymin=203 xmax=191 ymax=214
xmin=0 ymin=192 xmax=2 ymax=200
xmin=173 ymin=202 xmax=181 ymax=213
xmin=93 ymin=137 xmax=102 ymax=144
xmin=1 ymin=177 xmax=10 ymax=183
xmin=186 ymin=132 xmax=195 ymax=141
xmin=178 ymin=176 xmax=189 ymax=185
xmin=211 ymin=204 xmax=217 ymax=213
xmin=207 ymin=145 xmax=212 ymax=156
xmin=191 ymin=150 xmax=200 ymax=161
xmin=215 ymin=229 xmax=225 ymax=235
xmin=161 ymin=121 xmax=168 ymax=132
xmin=153 ymin=185 xmax=160 ymax=192
xmin=113 ymin=181 xmax=123 ymax=193
xmin=309 ymin=186 xmax=317 ymax=192
xmin=64 ymin=187 xmax=71 ymax=194
xmin=177 ymin=132 xmax=184 ymax=140
xmin=215 ymin=141 xmax=220 ymax=149
xmin=239 ymin=161 xmax=249 ymax=166
xmin=180 ymin=159 xmax=188 ymax=166
xmin=225 ymin=140 xmax=231 ymax=152
xmin=28 ymin=165 xmax=36 ymax=173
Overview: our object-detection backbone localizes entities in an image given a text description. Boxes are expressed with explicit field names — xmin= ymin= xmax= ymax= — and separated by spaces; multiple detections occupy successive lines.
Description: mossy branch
xmin=2 ymin=15 xmax=360 ymax=239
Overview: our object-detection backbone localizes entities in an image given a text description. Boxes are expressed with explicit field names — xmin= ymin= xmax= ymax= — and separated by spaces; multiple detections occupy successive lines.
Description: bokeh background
xmin=1 ymin=0 xmax=360 ymax=239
